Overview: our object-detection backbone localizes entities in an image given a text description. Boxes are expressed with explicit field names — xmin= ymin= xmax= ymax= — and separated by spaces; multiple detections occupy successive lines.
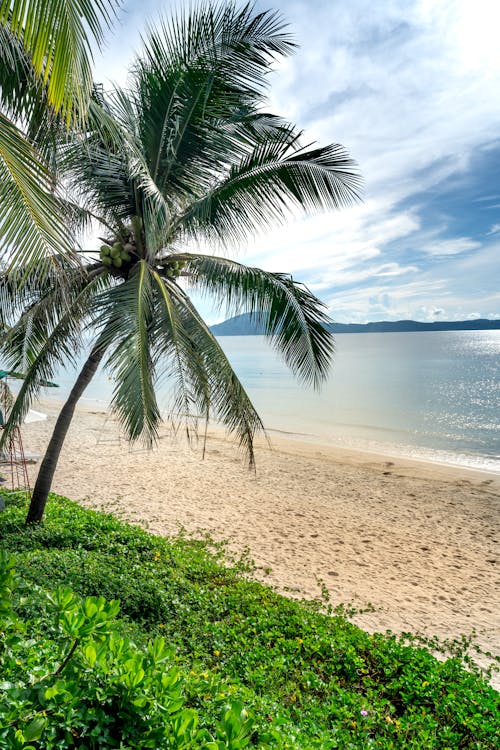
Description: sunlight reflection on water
xmin=43 ymin=330 xmax=500 ymax=473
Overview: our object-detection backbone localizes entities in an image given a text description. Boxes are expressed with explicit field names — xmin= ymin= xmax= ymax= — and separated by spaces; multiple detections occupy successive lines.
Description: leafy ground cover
xmin=1 ymin=492 xmax=498 ymax=748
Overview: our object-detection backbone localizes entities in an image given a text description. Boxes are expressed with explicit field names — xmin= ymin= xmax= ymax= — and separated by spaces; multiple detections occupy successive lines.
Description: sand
xmin=10 ymin=397 xmax=500 ymax=682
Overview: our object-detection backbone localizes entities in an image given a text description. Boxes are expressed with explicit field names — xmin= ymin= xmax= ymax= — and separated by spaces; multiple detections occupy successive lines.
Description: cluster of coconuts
xmin=99 ymin=241 xmax=134 ymax=269
xmin=164 ymin=259 xmax=185 ymax=279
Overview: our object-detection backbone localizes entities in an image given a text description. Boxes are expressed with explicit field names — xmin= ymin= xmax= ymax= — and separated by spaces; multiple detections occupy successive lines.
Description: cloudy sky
xmin=93 ymin=0 xmax=500 ymax=323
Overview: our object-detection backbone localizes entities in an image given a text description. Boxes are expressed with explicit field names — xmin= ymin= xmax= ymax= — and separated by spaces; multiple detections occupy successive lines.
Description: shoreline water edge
xmin=24 ymin=329 xmax=499 ymax=476
xmin=37 ymin=386 xmax=500 ymax=477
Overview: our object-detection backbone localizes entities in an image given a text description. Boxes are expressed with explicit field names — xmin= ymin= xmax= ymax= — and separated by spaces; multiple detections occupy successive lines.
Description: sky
xmin=92 ymin=0 xmax=500 ymax=324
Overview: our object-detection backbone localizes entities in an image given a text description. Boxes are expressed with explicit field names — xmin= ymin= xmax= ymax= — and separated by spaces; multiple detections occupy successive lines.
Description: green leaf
xmin=173 ymin=708 xmax=198 ymax=739
xmin=0 ymin=113 xmax=73 ymax=266
xmin=23 ymin=715 xmax=46 ymax=742
xmin=44 ymin=685 xmax=60 ymax=700
xmin=84 ymin=643 xmax=97 ymax=667
xmin=183 ymin=253 xmax=335 ymax=387
xmin=1 ymin=0 xmax=120 ymax=125
xmin=96 ymin=262 xmax=160 ymax=446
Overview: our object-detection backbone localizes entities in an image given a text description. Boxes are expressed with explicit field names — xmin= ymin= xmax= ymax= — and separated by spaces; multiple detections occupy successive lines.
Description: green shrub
xmin=1 ymin=492 xmax=498 ymax=748
xmin=0 ymin=552 xmax=254 ymax=749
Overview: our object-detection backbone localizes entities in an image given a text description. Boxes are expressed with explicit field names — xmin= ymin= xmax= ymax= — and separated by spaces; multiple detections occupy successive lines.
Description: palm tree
xmin=0 ymin=0 xmax=119 ymax=269
xmin=0 ymin=2 xmax=361 ymax=524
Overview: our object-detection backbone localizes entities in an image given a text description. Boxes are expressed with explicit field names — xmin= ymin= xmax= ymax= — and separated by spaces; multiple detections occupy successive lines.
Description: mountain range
xmin=209 ymin=313 xmax=500 ymax=335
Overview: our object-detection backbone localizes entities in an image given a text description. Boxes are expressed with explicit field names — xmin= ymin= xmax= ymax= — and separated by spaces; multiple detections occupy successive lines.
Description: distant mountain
xmin=327 ymin=319 xmax=500 ymax=333
xmin=209 ymin=313 xmax=500 ymax=335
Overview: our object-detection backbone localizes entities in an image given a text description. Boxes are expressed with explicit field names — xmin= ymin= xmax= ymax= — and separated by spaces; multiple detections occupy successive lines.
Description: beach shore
xmin=13 ymin=397 xmax=500 ymax=681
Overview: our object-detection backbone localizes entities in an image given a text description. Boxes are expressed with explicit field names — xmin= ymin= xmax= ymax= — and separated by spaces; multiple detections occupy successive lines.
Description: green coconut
xmin=101 ymin=256 xmax=112 ymax=267
xmin=120 ymin=251 xmax=131 ymax=262
xmin=100 ymin=244 xmax=110 ymax=256
xmin=112 ymin=257 xmax=123 ymax=268
xmin=109 ymin=247 xmax=120 ymax=258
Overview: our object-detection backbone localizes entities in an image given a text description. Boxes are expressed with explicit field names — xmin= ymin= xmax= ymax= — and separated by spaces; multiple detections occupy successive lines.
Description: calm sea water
xmin=43 ymin=330 xmax=500 ymax=474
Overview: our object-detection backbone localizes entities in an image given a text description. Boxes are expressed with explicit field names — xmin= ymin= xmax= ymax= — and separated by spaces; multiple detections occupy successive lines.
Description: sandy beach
xmin=11 ymin=397 xmax=500 ymax=681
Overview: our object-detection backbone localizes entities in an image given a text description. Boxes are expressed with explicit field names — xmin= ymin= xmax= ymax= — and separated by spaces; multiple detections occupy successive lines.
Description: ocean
xmin=41 ymin=330 xmax=500 ymax=474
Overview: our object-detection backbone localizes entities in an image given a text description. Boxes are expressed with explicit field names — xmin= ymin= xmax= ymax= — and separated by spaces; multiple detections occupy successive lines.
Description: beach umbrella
xmin=0 ymin=370 xmax=58 ymax=388
xmin=0 ymin=372 xmax=54 ymax=427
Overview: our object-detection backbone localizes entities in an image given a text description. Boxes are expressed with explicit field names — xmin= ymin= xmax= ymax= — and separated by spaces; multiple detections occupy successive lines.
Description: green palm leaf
xmin=0 ymin=0 xmax=120 ymax=125
xmin=177 ymin=253 xmax=334 ymax=387
xmin=0 ymin=265 xmax=108 ymax=442
xmin=150 ymin=270 xmax=209 ymax=438
xmin=176 ymin=134 xmax=362 ymax=247
xmin=0 ymin=1 xmax=120 ymax=271
xmin=130 ymin=4 xmax=294 ymax=204
xmin=174 ymin=253 xmax=334 ymax=387
xmin=0 ymin=20 xmax=37 ymax=121
xmin=164 ymin=280 xmax=264 ymax=466
xmin=95 ymin=261 xmax=160 ymax=445
xmin=0 ymin=113 xmax=72 ymax=265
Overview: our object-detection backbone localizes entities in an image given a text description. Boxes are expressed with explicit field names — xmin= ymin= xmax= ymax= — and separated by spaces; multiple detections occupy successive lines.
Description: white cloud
xmin=421 ymin=238 xmax=481 ymax=256
xmin=89 ymin=0 xmax=500 ymax=322
xmin=374 ymin=263 xmax=418 ymax=277
xmin=312 ymin=261 xmax=418 ymax=292
xmin=233 ymin=201 xmax=420 ymax=282
xmin=266 ymin=1 xmax=500 ymax=202
xmin=418 ymin=305 xmax=445 ymax=320
xmin=324 ymin=278 xmax=449 ymax=323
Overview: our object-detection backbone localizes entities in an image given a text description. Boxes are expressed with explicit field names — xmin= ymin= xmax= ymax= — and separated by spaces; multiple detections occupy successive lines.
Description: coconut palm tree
xmin=0 ymin=2 xmax=361 ymax=524
xmin=0 ymin=0 xmax=119 ymax=269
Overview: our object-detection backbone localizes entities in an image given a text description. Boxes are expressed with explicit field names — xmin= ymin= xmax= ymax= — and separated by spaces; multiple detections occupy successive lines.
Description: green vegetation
xmin=0 ymin=0 xmax=119 ymax=268
xmin=1 ymin=493 xmax=498 ymax=748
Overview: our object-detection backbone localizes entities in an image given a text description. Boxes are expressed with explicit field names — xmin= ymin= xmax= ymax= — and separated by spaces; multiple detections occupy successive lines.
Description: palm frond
xmin=0 ymin=20 xmax=38 ymax=121
xmin=163 ymin=281 xmax=265 ymax=466
xmin=0 ymin=267 xmax=108 ymax=444
xmin=180 ymin=254 xmax=335 ymax=387
xmin=176 ymin=133 xmax=362 ymax=247
xmin=0 ymin=255 xmax=73 ymax=327
xmin=61 ymin=138 xmax=135 ymax=227
xmin=0 ymin=19 xmax=68 ymax=162
xmin=94 ymin=261 xmax=160 ymax=445
xmin=139 ymin=2 xmax=294 ymax=101
xmin=129 ymin=3 xmax=294 ymax=204
xmin=150 ymin=270 xmax=208 ymax=437
xmin=0 ymin=0 xmax=120 ymax=125
xmin=60 ymin=93 xmax=160 ymax=239
xmin=0 ymin=113 xmax=74 ymax=266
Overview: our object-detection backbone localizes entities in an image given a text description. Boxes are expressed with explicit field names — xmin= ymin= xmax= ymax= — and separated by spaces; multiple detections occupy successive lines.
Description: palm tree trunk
xmin=25 ymin=345 xmax=106 ymax=524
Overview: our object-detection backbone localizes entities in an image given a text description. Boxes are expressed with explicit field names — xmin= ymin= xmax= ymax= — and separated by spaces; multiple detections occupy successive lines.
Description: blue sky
xmin=92 ymin=0 xmax=500 ymax=323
